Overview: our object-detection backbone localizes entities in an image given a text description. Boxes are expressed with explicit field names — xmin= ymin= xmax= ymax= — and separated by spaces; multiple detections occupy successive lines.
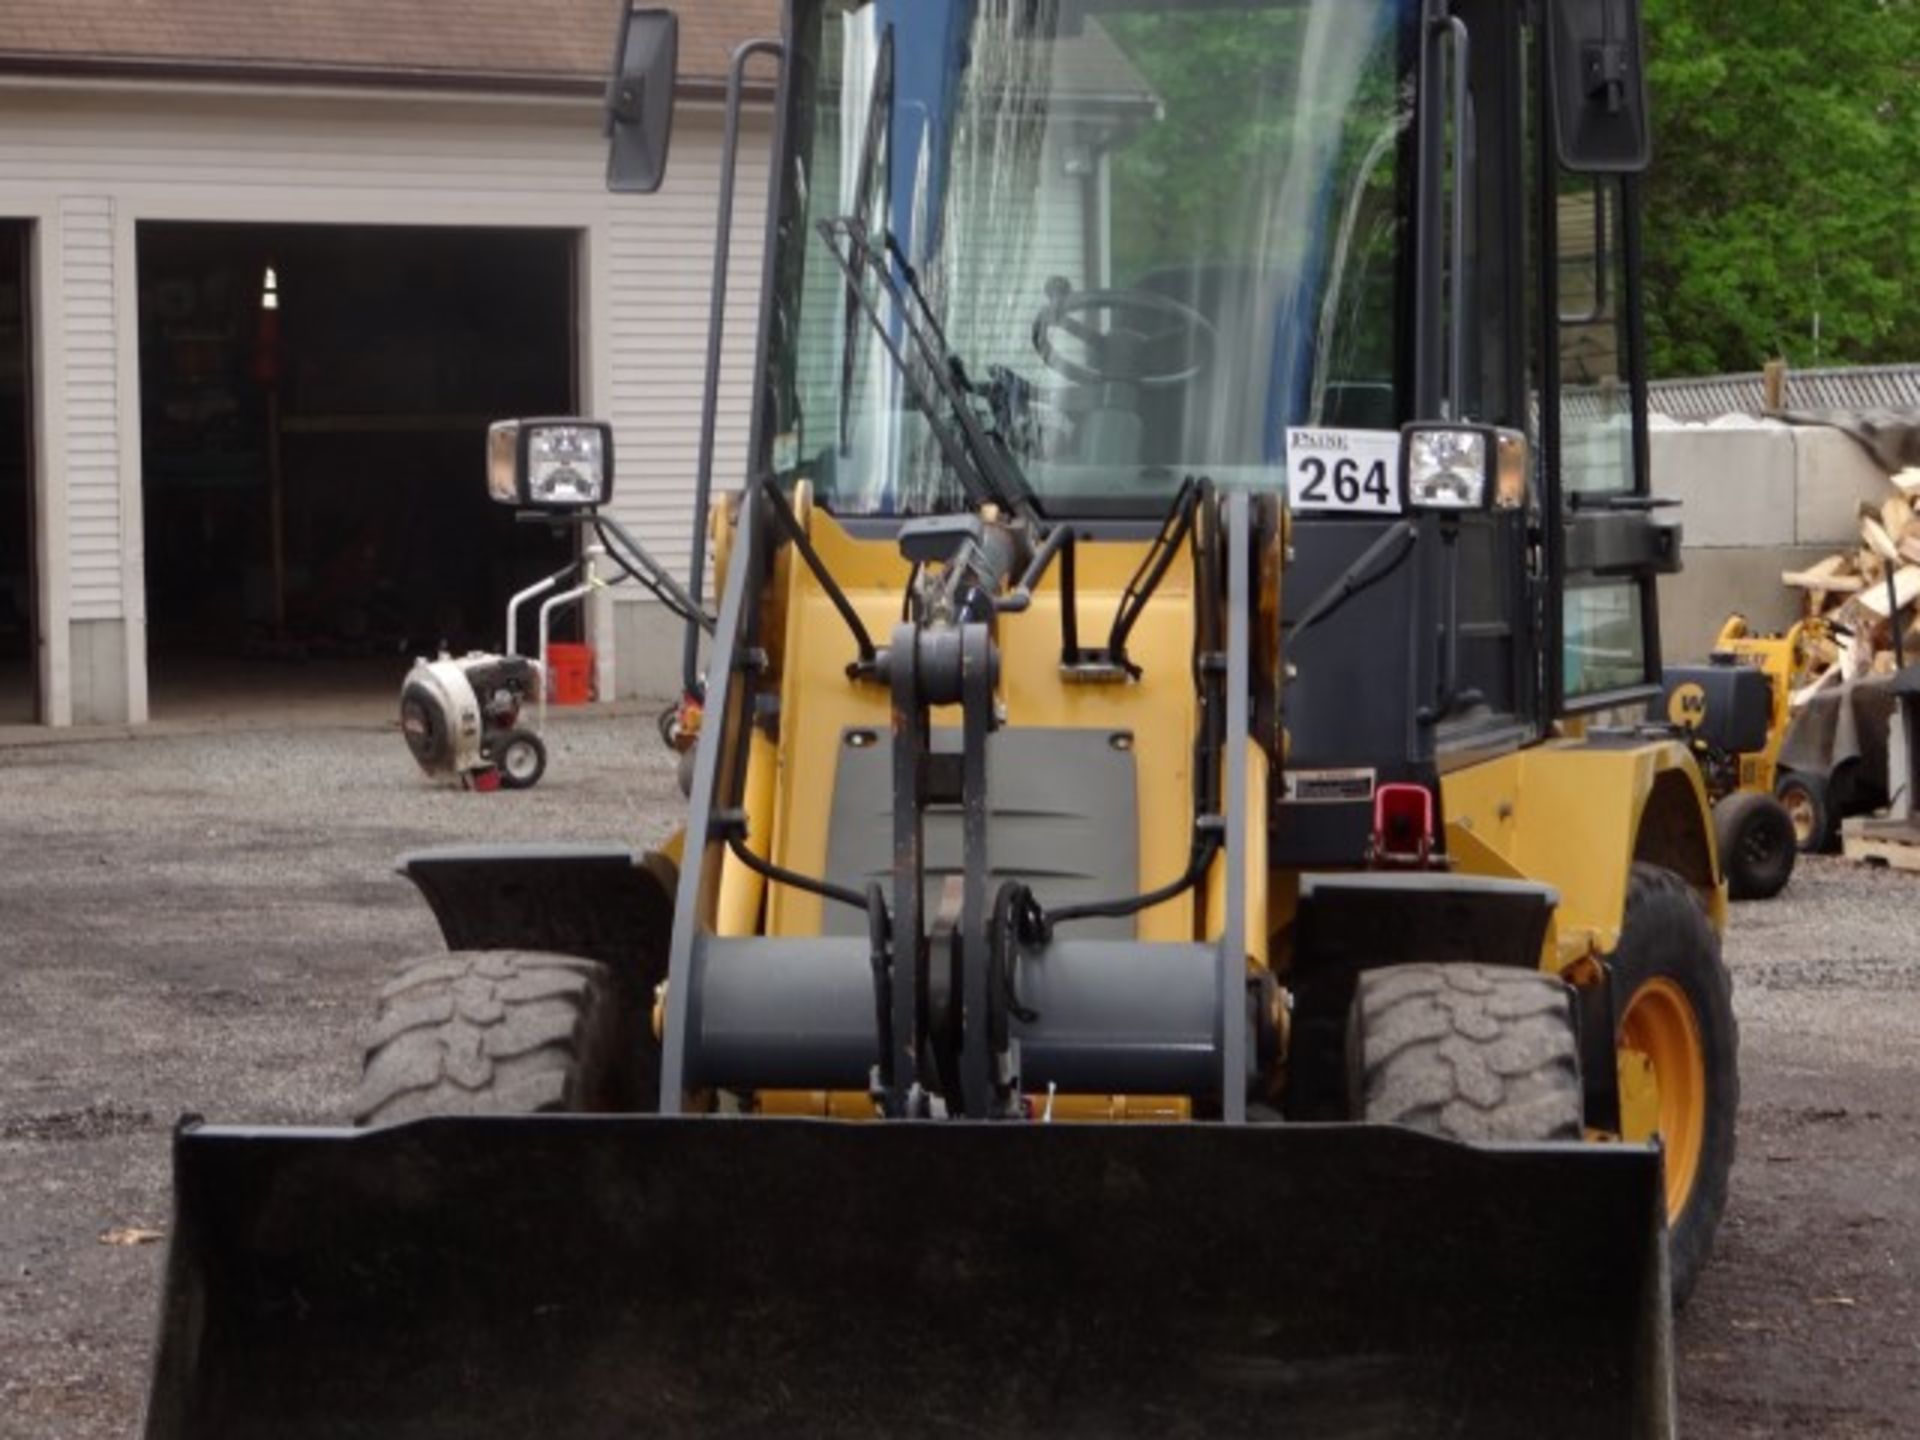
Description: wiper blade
xmin=882 ymin=232 xmax=961 ymax=377
xmin=817 ymin=215 xmax=1041 ymax=528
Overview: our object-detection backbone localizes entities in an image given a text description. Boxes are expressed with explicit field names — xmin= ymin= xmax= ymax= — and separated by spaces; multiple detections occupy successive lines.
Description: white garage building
xmin=0 ymin=0 xmax=778 ymax=726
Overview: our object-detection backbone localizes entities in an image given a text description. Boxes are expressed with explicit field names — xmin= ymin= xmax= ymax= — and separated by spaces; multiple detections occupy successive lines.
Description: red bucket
xmin=546 ymin=643 xmax=595 ymax=706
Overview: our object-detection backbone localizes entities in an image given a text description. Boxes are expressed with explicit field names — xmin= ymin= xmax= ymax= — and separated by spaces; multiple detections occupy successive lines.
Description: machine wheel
xmin=496 ymin=730 xmax=547 ymax=790
xmin=1613 ymin=863 xmax=1739 ymax=1308
xmin=1715 ymin=791 xmax=1796 ymax=899
xmin=1347 ymin=963 xmax=1582 ymax=1143
xmin=354 ymin=951 xmax=633 ymax=1125
xmin=1775 ymin=770 xmax=1834 ymax=853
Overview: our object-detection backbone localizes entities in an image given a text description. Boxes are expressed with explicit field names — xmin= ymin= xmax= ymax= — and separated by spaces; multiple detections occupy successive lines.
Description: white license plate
xmin=1285 ymin=427 xmax=1401 ymax=514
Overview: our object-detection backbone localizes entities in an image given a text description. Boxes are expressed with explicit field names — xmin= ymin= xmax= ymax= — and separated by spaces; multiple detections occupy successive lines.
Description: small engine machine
xmin=400 ymin=653 xmax=546 ymax=791
xmin=397 ymin=419 xmax=708 ymax=793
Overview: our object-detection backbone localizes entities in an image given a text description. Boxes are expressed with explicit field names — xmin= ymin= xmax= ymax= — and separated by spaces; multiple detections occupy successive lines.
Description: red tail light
xmin=1372 ymin=783 xmax=1435 ymax=864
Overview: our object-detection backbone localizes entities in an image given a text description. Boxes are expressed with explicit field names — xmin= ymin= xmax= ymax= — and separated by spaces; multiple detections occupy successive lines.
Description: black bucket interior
xmin=147 ymin=1117 xmax=1670 ymax=1440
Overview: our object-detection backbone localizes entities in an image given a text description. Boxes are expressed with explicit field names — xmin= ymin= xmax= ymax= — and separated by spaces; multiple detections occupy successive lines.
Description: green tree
xmin=1641 ymin=0 xmax=1920 ymax=376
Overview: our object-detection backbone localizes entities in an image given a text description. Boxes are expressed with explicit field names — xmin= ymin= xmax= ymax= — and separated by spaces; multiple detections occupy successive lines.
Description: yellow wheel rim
xmin=1781 ymin=786 xmax=1817 ymax=847
xmin=1618 ymin=977 xmax=1707 ymax=1223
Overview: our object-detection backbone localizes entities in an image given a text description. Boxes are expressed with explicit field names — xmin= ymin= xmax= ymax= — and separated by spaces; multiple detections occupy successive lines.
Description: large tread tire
xmin=1774 ymin=769 xmax=1834 ymax=854
xmin=354 ymin=950 xmax=630 ymax=1126
xmin=1614 ymin=863 xmax=1739 ymax=1309
xmin=1715 ymin=790 xmax=1796 ymax=899
xmin=1348 ymin=962 xmax=1582 ymax=1143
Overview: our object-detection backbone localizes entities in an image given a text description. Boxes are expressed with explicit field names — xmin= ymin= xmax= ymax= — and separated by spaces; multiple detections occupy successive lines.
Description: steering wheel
xmin=1031 ymin=277 xmax=1217 ymax=389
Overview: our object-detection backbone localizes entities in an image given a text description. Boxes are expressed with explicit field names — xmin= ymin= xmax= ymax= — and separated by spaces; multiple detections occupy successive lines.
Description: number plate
xmin=1285 ymin=428 xmax=1401 ymax=514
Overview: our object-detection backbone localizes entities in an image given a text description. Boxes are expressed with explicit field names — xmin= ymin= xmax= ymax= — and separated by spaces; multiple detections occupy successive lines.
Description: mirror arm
xmin=685 ymin=36 xmax=785 ymax=700
xmin=1443 ymin=13 xmax=1471 ymax=420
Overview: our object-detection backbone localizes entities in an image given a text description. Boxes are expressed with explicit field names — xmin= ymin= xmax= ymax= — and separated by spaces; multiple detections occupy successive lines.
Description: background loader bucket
xmin=147 ymin=1117 xmax=1671 ymax=1439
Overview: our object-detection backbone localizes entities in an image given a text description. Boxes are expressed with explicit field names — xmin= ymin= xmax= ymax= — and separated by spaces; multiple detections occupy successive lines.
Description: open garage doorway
xmin=137 ymin=222 xmax=577 ymax=722
xmin=0 ymin=221 xmax=34 ymax=724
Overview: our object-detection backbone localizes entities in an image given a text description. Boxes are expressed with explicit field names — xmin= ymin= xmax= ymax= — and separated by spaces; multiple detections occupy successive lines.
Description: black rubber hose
xmin=1035 ymin=832 xmax=1223 ymax=939
xmin=1107 ymin=478 xmax=1200 ymax=663
xmin=725 ymin=832 xmax=869 ymax=914
xmin=759 ymin=478 xmax=878 ymax=664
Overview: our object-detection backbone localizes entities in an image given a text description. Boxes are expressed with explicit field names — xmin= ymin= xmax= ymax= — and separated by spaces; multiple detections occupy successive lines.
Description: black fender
xmin=398 ymin=844 xmax=677 ymax=976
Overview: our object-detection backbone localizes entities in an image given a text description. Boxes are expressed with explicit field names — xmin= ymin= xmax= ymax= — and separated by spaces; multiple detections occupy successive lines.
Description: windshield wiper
xmin=817 ymin=215 xmax=1042 ymax=529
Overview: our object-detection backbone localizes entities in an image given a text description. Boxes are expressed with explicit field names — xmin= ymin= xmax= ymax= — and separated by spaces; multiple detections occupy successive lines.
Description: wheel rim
xmin=1618 ymin=977 xmax=1707 ymax=1223
xmin=1781 ymin=786 xmax=1817 ymax=846
xmin=504 ymin=742 xmax=538 ymax=781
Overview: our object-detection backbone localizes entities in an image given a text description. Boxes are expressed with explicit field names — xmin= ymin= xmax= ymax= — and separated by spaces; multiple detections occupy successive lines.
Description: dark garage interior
xmin=0 ymin=220 xmax=32 ymax=724
xmin=137 ymin=222 xmax=577 ymax=717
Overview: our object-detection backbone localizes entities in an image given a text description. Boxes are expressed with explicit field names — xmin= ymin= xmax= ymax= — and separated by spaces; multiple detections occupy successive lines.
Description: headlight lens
xmin=1406 ymin=428 xmax=1488 ymax=510
xmin=487 ymin=418 xmax=615 ymax=508
xmin=526 ymin=424 xmax=608 ymax=506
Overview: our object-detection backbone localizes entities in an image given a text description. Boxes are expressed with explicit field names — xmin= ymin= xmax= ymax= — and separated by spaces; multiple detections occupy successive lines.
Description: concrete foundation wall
xmin=611 ymin=598 xmax=691 ymax=701
xmin=1651 ymin=419 xmax=1888 ymax=659
xmin=68 ymin=619 xmax=129 ymax=725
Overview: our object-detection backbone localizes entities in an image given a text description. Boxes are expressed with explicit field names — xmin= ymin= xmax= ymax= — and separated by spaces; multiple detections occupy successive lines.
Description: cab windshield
xmin=762 ymin=0 xmax=1417 ymax=517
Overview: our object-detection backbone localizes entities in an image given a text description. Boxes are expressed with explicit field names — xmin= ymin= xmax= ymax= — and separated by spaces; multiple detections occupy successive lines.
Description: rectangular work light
xmin=1401 ymin=424 xmax=1529 ymax=513
xmin=488 ymin=418 xmax=617 ymax=510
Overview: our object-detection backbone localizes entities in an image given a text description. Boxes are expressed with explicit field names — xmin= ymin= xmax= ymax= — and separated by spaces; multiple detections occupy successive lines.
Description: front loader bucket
xmin=146 ymin=1118 xmax=1671 ymax=1440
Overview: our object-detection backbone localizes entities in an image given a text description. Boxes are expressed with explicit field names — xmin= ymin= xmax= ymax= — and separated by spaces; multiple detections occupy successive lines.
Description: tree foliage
xmin=1641 ymin=0 xmax=1920 ymax=376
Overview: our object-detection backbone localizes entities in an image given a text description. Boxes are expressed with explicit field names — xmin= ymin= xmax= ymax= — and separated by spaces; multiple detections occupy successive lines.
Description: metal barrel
xmin=146 ymin=1116 xmax=1672 ymax=1440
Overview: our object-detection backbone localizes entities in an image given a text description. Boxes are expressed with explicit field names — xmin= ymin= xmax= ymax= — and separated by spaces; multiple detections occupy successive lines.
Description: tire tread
xmin=1352 ymin=962 xmax=1583 ymax=1144
xmin=1715 ymin=790 xmax=1796 ymax=899
xmin=354 ymin=950 xmax=618 ymax=1126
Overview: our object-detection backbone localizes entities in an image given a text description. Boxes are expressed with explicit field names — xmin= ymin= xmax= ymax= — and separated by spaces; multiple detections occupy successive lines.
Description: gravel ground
xmin=2 ymin=716 xmax=1918 ymax=1436
xmin=0 ymin=713 xmax=683 ymax=1439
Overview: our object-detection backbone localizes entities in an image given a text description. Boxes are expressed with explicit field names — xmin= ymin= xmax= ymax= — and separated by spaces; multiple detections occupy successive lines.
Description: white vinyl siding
xmin=0 ymin=81 xmax=770 ymax=714
xmin=608 ymin=116 xmax=773 ymax=582
xmin=56 ymin=195 xmax=121 ymax=620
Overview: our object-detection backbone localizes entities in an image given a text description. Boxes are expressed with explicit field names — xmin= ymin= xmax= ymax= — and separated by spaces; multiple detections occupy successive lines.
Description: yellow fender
xmin=1442 ymin=737 xmax=1726 ymax=967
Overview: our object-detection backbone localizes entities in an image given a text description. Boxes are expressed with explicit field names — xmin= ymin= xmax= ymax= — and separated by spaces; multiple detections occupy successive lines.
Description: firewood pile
xmin=1780 ymin=467 xmax=1920 ymax=704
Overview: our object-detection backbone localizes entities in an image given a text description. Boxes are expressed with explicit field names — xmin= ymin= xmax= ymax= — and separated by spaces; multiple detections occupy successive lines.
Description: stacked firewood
xmin=1780 ymin=468 xmax=1920 ymax=702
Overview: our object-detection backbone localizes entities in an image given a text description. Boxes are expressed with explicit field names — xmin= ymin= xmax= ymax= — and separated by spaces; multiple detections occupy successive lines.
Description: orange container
xmin=546 ymin=643 xmax=595 ymax=706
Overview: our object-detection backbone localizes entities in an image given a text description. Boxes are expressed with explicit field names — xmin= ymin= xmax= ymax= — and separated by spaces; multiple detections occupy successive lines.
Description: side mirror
xmin=1545 ymin=0 xmax=1651 ymax=174
xmin=606 ymin=7 xmax=678 ymax=194
xmin=488 ymin=419 xmax=616 ymax=511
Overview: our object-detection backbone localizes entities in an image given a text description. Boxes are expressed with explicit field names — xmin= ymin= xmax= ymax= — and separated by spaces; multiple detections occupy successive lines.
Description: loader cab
xmin=604 ymin=0 xmax=1666 ymax=845
xmin=677 ymin=0 xmax=1671 ymax=861
xmin=1269 ymin=0 xmax=1673 ymax=860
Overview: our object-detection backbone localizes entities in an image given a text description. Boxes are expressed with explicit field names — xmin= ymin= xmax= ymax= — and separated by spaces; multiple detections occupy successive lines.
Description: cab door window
xmin=1557 ymin=177 xmax=1633 ymax=497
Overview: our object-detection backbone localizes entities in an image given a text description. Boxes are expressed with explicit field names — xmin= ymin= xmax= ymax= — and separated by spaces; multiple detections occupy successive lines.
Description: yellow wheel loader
xmin=146 ymin=2 xmax=1737 ymax=1437
xmin=1657 ymin=616 xmax=1823 ymax=897
xmin=1707 ymin=615 xmax=1844 ymax=853
xmin=1659 ymin=615 xmax=1842 ymax=893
